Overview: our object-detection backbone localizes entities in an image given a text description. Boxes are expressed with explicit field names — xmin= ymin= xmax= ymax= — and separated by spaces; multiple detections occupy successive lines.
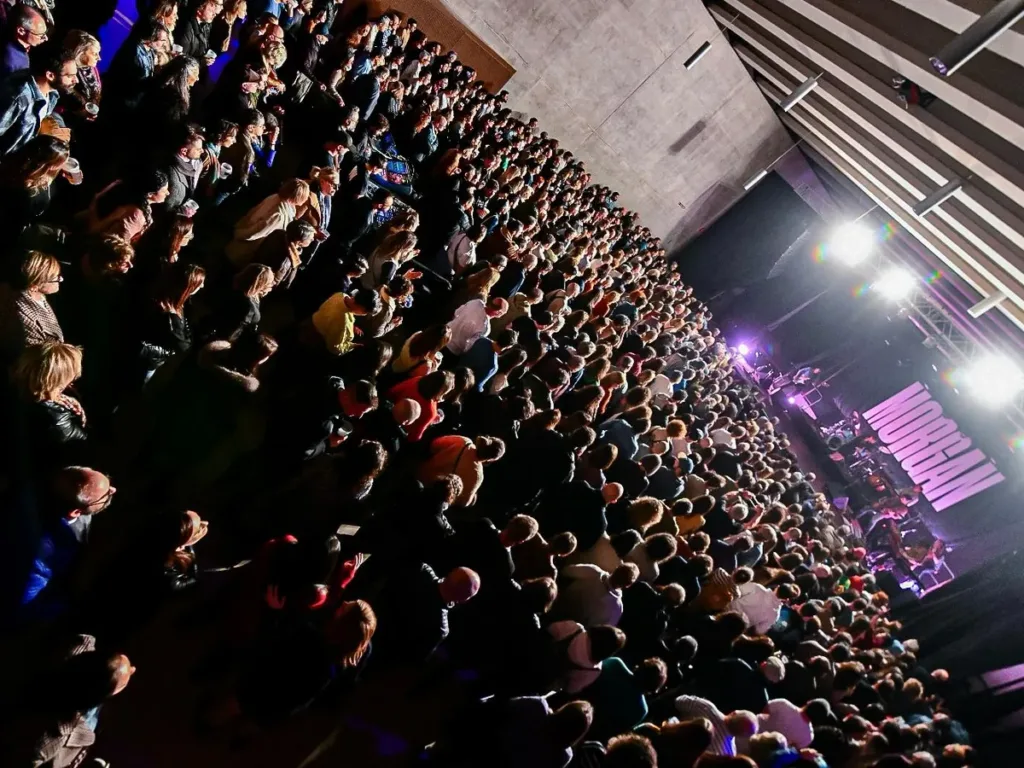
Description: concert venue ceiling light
xmin=829 ymin=222 xmax=875 ymax=266
xmin=684 ymin=41 xmax=712 ymax=70
xmin=874 ymin=267 xmax=916 ymax=301
xmin=961 ymin=354 xmax=1024 ymax=407
xmin=779 ymin=74 xmax=821 ymax=112
xmin=743 ymin=169 xmax=768 ymax=191
xmin=930 ymin=0 xmax=1024 ymax=76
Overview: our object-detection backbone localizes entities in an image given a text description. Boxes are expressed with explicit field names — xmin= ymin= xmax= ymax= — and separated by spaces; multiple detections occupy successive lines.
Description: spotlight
xmin=738 ymin=343 xmax=750 ymax=356
xmin=779 ymin=74 xmax=821 ymax=112
xmin=743 ymin=169 xmax=769 ymax=191
xmin=787 ymin=396 xmax=796 ymax=404
xmin=874 ymin=267 xmax=916 ymax=300
xmin=961 ymin=354 xmax=1024 ymax=407
xmin=930 ymin=0 xmax=1024 ymax=76
xmin=829 ymin=222 xmax=875 ymax=266
xmin=684 ymin=40 xmax=713 ymax=70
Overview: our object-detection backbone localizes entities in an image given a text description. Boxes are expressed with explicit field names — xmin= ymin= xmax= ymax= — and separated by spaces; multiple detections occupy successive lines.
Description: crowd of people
xmin=0 ymin=2 xmax=975 ymax=767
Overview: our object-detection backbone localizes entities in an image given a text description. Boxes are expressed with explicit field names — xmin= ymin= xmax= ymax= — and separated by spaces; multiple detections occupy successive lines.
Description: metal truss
xmin=902 ymin=291 xmax=1024 ymax=434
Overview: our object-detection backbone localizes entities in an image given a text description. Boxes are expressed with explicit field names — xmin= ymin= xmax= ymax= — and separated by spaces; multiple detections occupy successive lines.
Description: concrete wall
xmin=440 ymin=0 xmax=792 ymax=247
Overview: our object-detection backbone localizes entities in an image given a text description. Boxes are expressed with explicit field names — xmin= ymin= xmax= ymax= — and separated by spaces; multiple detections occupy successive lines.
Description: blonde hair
xmin=264 ymin=40 xmax=288 ymax=68
xmin=64 ymin=30 xmax=100 ymax=67
xmin=21 ymin=251 xmax=61 ymax=291
xmin=235 ymin=263 xmax=276 ymax=298
xmin=328 ymin=600 xmax=377 ymax=668
xmin=280 ymin=178 xmax=310 ymax=206
xmin=309 ymin=166 xmax=340 ymax=185
xmin=14 ymin=342 xmax=83 ymax=401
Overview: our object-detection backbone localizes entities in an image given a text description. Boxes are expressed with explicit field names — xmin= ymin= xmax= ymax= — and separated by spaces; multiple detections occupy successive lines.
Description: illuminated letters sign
xmin=862 ymin=381 xmax=1005 ymax=511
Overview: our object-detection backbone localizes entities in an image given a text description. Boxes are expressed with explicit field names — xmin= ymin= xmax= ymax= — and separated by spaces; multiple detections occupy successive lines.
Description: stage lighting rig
xmin=961 ymin=354 xmax=1024 ymax=407
xmin=874 ymin=267 xmax=916 ymax=301
xmin=829 ymin=222 xmax=875 ymax=266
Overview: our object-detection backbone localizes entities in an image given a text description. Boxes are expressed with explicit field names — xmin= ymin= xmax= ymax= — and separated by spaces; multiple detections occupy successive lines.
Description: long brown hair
xmin=155 ymin=262 xmax=205 ymax=314
xmin=234 ymin=263 xmax=275 ymax=298
xmin=408 ymin=324 xmax=452 ymax=358
xmin=1 ymin=136 xmax=70 ymax=190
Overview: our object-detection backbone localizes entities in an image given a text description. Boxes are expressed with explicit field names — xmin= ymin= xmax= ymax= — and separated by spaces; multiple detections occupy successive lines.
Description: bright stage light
xmin=787 ymin=396 xmax=796 ymax=404
xmin=738 ymin=343 xmax=750 ymax=356
xmin=829 ymin=222 xmax=875 ymax=266
xmin=874 ymin=267 xmax=916 ymax=300
xmin=961 ymin=354 xmax=1024 ymax=407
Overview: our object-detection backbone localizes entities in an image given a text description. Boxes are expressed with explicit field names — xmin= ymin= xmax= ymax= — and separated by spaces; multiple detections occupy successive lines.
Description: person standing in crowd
xmin=0 ymin=4 xmax=48 ymax=79
xmin=0 ymin=250 xmax=65 ymax=359
xmin=0 ymin=39 xmax=77 ymax=156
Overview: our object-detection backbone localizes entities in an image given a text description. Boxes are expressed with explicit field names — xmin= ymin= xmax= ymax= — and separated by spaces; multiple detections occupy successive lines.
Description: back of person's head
xmin=14 ymin=341 xmax=82 ymax=400
xmin=609 ymin=562 xmax=640 ymax=591
xmin=725 ymin=710 xmax=759 ymax=738
xmin=587 ymin=625 xmax=627 ymax=661
xmin=605 ymin=733 xmax=658 ymax=768
xmin=548 ymin=700 xmax=593 ymax=748
xmin=520 ymin=576 xmax=557 ymax=614
xmin=588 ymin=442 xmax=618 ymax=471
xmin=748 ymin=731 xmax=788 ymax=764
xmin=286 ymin=219 xmax=316 ymax=244
xmin=636 ymin=657 xmax=668 ymax=694
xmin=628 ymin=497 xmax=664 ymax=531
xmin=549 ymin=531 xmax=577 ymax=557
xmin=502 ymin=515 xmax=539 ymax=547
xmin=424 ymin=474 xmax=462 ymax=510
xmin=279 ymin=177 xmax=310 ymax=205
xmin=325 ymin=599 xmax=377 ymax=668
xmin=833 ymin=661 xmax=865 ymax=692
xmin=474 ymin=435 xmax=506 ymax=462
xmin=439 ymin=567 xmax=480 ymax=604
xmin=644 ymin=533 xmax=677 ymax=563
xmin=656 ymin=718 xmax=713 ymax=765
xmin=802 ymin=698 xmax=834 ymax=727
xmin=732 ymin=635 xmax=775 ymax=666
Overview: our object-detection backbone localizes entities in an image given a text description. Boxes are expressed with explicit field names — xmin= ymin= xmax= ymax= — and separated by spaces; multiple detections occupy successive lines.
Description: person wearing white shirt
xmin=546 ymin=621 xmax=626 ymax=693
xmin=728 ymin=579 xmax=783 ymax=634
xmin=446 ymin=297 xmax=507 ymax=355
xmin=710 ymin=427 xmax=738 ymax=450
xmin=552 ymin=562 xmax=638 ymax=627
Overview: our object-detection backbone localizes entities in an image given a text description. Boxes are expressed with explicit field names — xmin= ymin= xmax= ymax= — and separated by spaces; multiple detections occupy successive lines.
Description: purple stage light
xmin=737 ymin=343 xmax=750 ymax=356
xmin=787 ymin=396 xmax=796 ymax=404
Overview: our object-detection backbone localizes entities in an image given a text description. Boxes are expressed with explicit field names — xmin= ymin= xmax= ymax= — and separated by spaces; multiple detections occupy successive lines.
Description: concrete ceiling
xmin=441 ymin=0 xmax=792 ymax=248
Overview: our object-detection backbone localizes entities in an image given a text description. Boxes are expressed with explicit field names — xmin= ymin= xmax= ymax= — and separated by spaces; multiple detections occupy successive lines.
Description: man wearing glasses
xmin=18 ymin=467 xmax=116 ymax=620
xmin=0 ymin=4 xmax=48 ymax=80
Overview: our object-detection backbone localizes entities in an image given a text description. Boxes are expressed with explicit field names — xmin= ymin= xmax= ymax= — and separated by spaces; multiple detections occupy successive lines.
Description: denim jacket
xmin=0 ymin=71 xmax=61 ymax=156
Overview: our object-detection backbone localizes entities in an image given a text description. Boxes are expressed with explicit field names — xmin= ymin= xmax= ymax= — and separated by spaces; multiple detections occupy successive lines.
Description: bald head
xmin=439 ymin=567 xmax=481 ymax=604
xmin=11 ymin=5 xmax=47 ymax=50
xmin=393 ymin=398 xmax=422 ymax=426
xmin=602 ymin=482 xmax=623 ymax=504
xmin=52 ymin=467 xmax=114 ymax=519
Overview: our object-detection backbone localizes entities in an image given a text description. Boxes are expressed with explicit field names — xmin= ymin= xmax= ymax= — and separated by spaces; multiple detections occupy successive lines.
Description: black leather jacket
xmin=34 ymin=400 xmax=88 ymax=444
